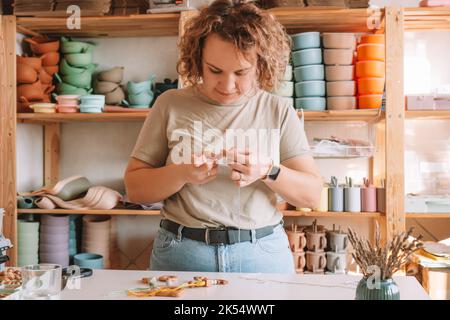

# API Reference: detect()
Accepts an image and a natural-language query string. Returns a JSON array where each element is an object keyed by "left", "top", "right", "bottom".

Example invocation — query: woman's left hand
[{"left": 224, "top": 148, "right": 273, "bottom": 187}]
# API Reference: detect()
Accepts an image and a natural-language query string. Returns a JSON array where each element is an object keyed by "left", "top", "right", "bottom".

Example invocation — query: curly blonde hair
[{"left": 177, "top": 0, "right": 291, "bottom": 92}]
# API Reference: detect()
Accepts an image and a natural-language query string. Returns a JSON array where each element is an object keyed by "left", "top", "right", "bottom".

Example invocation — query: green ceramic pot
[
  {"left": 65, "top": 52, "right": 93, "bottom": 67},
  {"left": 355, "top": 278, "right": 400, "bottom": 300},
  {"left": 61, "top": 36, "right": 96, "bottom": 54},
  {"left": 61, "top": 70, "right": 93, "bottom": 89},
  {"left": 57, "top": 82, "right": 92, "bottom": 95},
  {"left": 60, "top": 59, "right": 97, "bottom": 76}
]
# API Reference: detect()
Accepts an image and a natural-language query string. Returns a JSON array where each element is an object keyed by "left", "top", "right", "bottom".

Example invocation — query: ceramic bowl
[
  {"left": 273, "top": 81, "right": 294, "bottom": 97},
  {"left": 17, "top": 220, "right": 40, "bottom": 233},
  {"left": 60, "top": 58, "right": 95, "bottom": 75},
  {"left": 29, "top": 103, "right": 57, "bottom": 113},
  {"left": 294, "top": 97, "right": 326, "bottom": 110},
  {"left": 41, "top": 214, "right": 69, "bottom": 227},
  {"left": 293, "top": 64, "right": 324, "bottom": 82},
  {"left": 295, "top": 81, "right": 326, "bottom": 97},
  {"left": 292, "top": 48, "right": 323, "bottom": 67},
  {"left": 94, "top": 80, "right": 119, "bottom": 94},
  {"left": 322, "top": 33, "right": 356, "bottom": 49},
  {"left": 98, "top": 67, "right": 124, "bottom": 83},
  {"left": 43, "top": 65, "right": 59, "bottom": 76},
  {"left": 326, "top": 81, "right": 356, "bottom": 97},
  {"left": 80, "top": 94, "right": 105, "bottom": 104},
  {"left": 357, "top": 78, "right": 385, "bottom": 95},
  {"left": 61, "top": 40, "right": 94, "bottom": 54},
  {"left": 17, "top": 63, "right": 38, "bottom": 84},
  {"left": 17, "top": 81, "right": 44, "bottom": 101},
  {"left": 55, "top": 94, "right": 80, "bottom": 106},
  {"left": 358, "top": 94, "right": 383, "bottom": 109},
  {"left": 356, "top": 61, "right": 385, "bottom": 78},
  {"left": 17, "top": 55, "right": 42, "bottom": 72},
  {"left": 57, "top": 106, "right": 79, "bottom": 113},
  {"left": 323, "top": 49, "right": 355, "bottom": 65},
  {"left": 40, "top": 224, "right": 69, "bottom": 234},
  {"left": 128, "top": 91, "right": 153, "bottom": 106},
  {"left": 327, "top": 96, "right": 357, "bottom": 110},
  {"left": 65, "top": 52, "right": 93, "bottom": 67},
  {"left": 26, "top": 36, "right": 60, "bottom": 55},
  {"left": 39, "top": 67, "right": 53, "bottom": 84},
  {"left": 41, "top": 52, "right": 60, "bottom": 67},
  {"left": 127, "top": 79, "right": 153, "bottom": 95},
  {"left": 359, "top": 34, "right": 385, "bottom": 44},
  {"left": 105, "top": 86, "right": 125, "bottom": 105},
  {"left": 357, "top": 44, "right": 385, "bottom": 62},
  {"left": 79, "top": 105, "right": 103, "bottom": 113},
  {"left": 292, "top": 32, "right": 321, "bottom": 50},
  {"left": 325, "top": 65, "right": 354, "bottom": 81},
  {"left": 57, "top": 82, "right": 92, "bottom": 95},
  {"left": 74, "top": 253, "right": 103, "bottom": 269},
  {"left": 61, "top": 71, "right": 93, "bottom": 89},
  {"left": 282, "top": 65, "right": 293, "bottom": 81}
]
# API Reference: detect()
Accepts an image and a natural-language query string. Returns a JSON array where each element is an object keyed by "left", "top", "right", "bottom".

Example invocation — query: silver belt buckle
[{"left": 204, "top": 228, "right": 210, "bottom": 245}]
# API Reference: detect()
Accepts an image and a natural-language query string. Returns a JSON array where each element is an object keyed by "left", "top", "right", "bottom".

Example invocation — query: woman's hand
[
  {"left": 224, "top": 148, "right": 272, "bottom": 187},
  {"left": 181, "top": 153, "right": 219, "bottom": 185}
]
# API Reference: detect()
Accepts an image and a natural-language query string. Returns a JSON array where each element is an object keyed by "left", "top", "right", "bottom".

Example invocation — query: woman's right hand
[{"left": 180, "top": 154, "right": 219, "bottom": 185}]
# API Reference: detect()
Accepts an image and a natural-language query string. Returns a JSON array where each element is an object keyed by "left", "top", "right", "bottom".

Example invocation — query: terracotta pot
[
  {"left": 94, "top": 80, "right": 119, "bottom": 94},
  {"left": 17, "top": 62, "right": 38, "bottom": 84},
  {"left": 356, "top": 61, "right": 385, "bottom": 78},
  {"left": 41, "top": 52, "right": 60, "bottom": 67},
  {"left": 43, "top": 65, "right": 59, "bottom": 76},
  {"left": 105, "top": 86, "right": 125, "bottom": 105},
  {"left": 357, "top": 44, "right": 385, "bottom": 62},
  {"left": 17, "top": 55, "right": 42, "bottom": 72},
  {"left": 25, "top": 36, "right": 60, "bottom": 55},
  {"left": 17, "top": 80, "right": 44, "bottom": 101},
  {"left": 40, "top": 83, "right": 55, "bottom": 95},
  {"left": 39, "top": 67, "right": 53, "bottom": 84},
  {"left": 98, "top": 67, "right": 124, "bottom": 83},
  {"left": 358, "top": 94, "right": 383, "bottom": 109},
  {"left": 357, "top": 77, "right": 385, "bottom": 95}
]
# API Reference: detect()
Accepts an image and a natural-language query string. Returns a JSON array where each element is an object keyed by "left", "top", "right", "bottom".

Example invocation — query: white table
[{"left": 60, "top": 269, "right": 430, "bottom": 300}]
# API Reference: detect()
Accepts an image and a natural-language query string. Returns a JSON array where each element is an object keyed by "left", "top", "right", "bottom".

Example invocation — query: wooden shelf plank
[
  {"left": 406, "top": 110, "right": 450, "bottom": 120},
  {"left": 16, "top": 13, "right": 181, "bottom": 37},
  {"left": 404, "top": 7, "right": 450, "bottom": 31},
  {"left": 16, "top": 8, "right": 384, "bottom": 38},
  {"left": 18, "top": 208, "right": 382, "bottom": 218},
  {"left": 17, "top": 109, "right": 384, "bottom": 123},
  {"left": 406, "top": 213, "right": 450, "bottom": 218}
]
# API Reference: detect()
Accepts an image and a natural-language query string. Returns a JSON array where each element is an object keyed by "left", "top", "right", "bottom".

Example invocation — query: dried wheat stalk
[{"left": 348, "top": 222, "right": 423, "bottom": 280}]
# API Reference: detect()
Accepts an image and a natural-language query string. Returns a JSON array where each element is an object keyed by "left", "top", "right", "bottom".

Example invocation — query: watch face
[{"left": 269, "top": 166, "right": 281, "bottom": 180}]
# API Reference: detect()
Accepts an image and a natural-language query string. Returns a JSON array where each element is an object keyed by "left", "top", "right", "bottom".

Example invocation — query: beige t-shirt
[{"left": 131, "top": 86, "right": 310, "bottom": 229}]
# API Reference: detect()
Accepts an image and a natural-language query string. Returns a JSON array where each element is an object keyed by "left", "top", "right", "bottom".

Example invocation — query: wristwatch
[{"left": 265, "top": 165, "right": 281, "bottom": 181}]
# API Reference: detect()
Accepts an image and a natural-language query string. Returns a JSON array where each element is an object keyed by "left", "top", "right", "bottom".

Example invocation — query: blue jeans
[{"left": 149, "top": 223, "right": 295, "bottom": 273}]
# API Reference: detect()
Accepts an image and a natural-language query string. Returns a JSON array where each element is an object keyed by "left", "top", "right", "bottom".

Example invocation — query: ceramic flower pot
[
  {"left": 17, "top": 55, "right": 42, "bottom": 71},
  {"left": 17, "top": 62, "right": 38, "bottom": 84},
  {"left": 65, "top": 52, "right": 93, "bottom": 67},
  {"left": 105, "top": 86, "right": 125, "bottom": 105},
  {"left": 39, "top": 67, "right": 53, "bottom": 84},
  {"left": 43, "top": 65, "right": 59, "bottom": 76},
  {"left": 127, "top": 76, "right": 155, "bottom": 95},
  {"left": 17, "top": 80, "right": 44, "bottom": 101},
  {"left": 94, "top": 80, "right": 119, "bottom": 94},
  {"left": 25, "top": 36, "right": 60, "bottom": 55},
  {"left": 61, "top": 38, "right": 95, "bottom": 54},
  {"left": 355, "top": 278, "right": 400, "bottom": 300},
  {"left": 98, "top": 67, "right": 124, "bottom": 83},
  {"left": 128, "top": 91, "right": 153, "bottom": 106},
  {"left": 56, "top": 82, "right": 92, "bottom": 95},
  {"left": 60, "top": 70, "right": 93, "bottom": 89},
  {"left": 326, "top": 81, "right": 356, "bottom": 97},
  {"left": 357, "top": 44, "right": 385, "bottom": 62},
  {"left": 41, "top": 51, "right": 60, "bottom": 67}
]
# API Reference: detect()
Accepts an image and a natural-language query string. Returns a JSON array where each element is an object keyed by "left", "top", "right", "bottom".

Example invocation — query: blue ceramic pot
[
  {"left": 294, "top": 97, "right": 326, "bottom": 110},
  {"left": 74, "top": 253, "right": 104, "bottom": 269},
  {"left": 294, "top": 64, "right": 325, "bottom": 82},
  {"left": 292, "top": 32, "right": 321, "bottom": 50},
  {"left": 355, "top": 278, "right": 400, "bottom": 300},
  {"left": 292, "top": 49, "right": 323, "bottom": 67},
  {"left": 295, "top": 81, "right": 326, "bottom": 97}
]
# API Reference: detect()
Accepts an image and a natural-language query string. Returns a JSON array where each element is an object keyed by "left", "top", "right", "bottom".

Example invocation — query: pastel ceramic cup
[
  {"left": 322, "top": 33, "right": 356, "bottom": 49},
  {"left": 327, "top": 96, "right": 357, "bottom": 110},
  {"left": 74, "top": 253, "right": 104, "bottom": 269},
  {"left": 357, "top": 78, "right": 385, "bottom": 95},
  {"left": 344, "top": 186, "right": 361, "bottom": 212},
  {"left": 292, "top": 32, "right": 321, "bottom": 50},
  {"left": 328, "top": 186, "right": 344, "bottom": 212},
  {"left": 361, "top": 187, "right": 377, "bottom": 212},
  {"left": 356, "top": 61, "right": 385, "bottom": 78},
  {"left": 327, "top": 231, "right": 349, "bottom": 252},
  {"left": 306, "top": 251, "right": 326, "bottom": 273},
  {"left": 292, "top": 48, "right": 323, "bottom": 67},
  {"left": 325, "top": 65, "right": 355, "bottom": 81},
  {"left": 292, "top": 251, "right": 306, "bottom": 273},
  {"left": 293, "top": 64, "right": 325, "bottom": 82},
  {"left": 295, "top": 81, "right": 326, "bottom": 97},
  {"left": 314, "top": 186, "right": 329, "bottom": 212},
  {"left": 294, "top": 97, "right": 326, "bottom": 110},
  {"left": 358, "top": 94, "right": 383, "bottom": 109},
  {"left": 127, "top": 79, "right": 153, "bottom": 95},
  {"left": 357, "top": 44, "right": 385, "bottom": 62},
  {"left": 326, "top": 251, "right": 347, "bottom": 274},
  {"left": 305, "top": 230, "right": 327, "bottom": 252},
  {"left": 326, "top": 81, "right": 356, "bottom": 97},
  {"left": 323, "top": 49, "right": 355, "bottom": 65},
  {"left": 128, "top": 91, "right": 153, "bottom": 106}
]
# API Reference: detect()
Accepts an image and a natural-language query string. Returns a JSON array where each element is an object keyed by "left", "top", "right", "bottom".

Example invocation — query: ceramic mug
[
  {"left": 306, "top": 251, "right": 326, "bottom": 273},
  {"left": 314, "top": 186, "right": 328, "bottom": 212},
  {"left": 285, "top": 227, "right": 306, "bottom": 252},
  {"left": 292, "top": 251, "right": 306, "bottom": 273},
  {"left": 326, "top": 251, "right": 347, "bottom": 274},
  {"left": 328, "top": 186, "right": 344, "bottom": 212},
  {"left": 305, "top": 230, "right": 327, "bottom": 252},
  {"left": 361, "top": 187, "right": 377, "bottom": 212},
  {"left": 344, "top": 187, "right": 361, "bottom": 212},
  {"left": 327, "top": 231, "right": 349, "bottom": 252}
]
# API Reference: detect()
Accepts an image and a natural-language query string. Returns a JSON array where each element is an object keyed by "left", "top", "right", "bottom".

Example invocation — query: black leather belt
[{"left": 160, "top": 219, "right": 280, "bottom": 245}]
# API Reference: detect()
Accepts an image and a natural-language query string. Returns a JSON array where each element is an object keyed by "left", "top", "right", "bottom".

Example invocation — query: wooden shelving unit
[
  {"left": 404, "top": 7, "right": 450, "bottom": 31},
  {"left": 17, "top": 208, "right": 383, "bottom": 218},
  {"left": 406, "top": 213, "right": 450, "bottom": 219},
  {"left": 406, "top": 110, "right": 450, "bottom": 120},
  {"left": 17, "top": 109, "right": 384, "bottom": 124},
  {"left": 1, "top": 7, "right": 406, "bottom": 266}
]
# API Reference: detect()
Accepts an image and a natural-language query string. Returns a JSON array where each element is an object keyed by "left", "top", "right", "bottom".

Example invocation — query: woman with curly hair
[{"left": 125, "top": 0, "right": 322, "bottom": 273}]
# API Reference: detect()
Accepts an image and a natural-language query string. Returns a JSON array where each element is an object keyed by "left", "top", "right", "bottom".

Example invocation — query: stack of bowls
[
  {"left": 29, "top": 102, "right": 57, "bottom": 113},
  {"left": 94, "top": 67, "right": 126, "bottom": 105},
  {"left": 17, "top": 219, "right": 39, "bottom": 266},
  {"left": 79, "top": 95, "right": 105, "bottom": 113},
  {"left": 57, "top": 37, "right": 96, "bottom": 96},
  {"left": 291, "top": 32, "right": 326, "bottom": 110},
  {"left": 126, "top": 75, "right": 155, "bottom": 108},
  {"left": 272, "top": 65, "right": 294, "bottom": 104},
  {"left": 323, "top": 33, "right": 357, "bottom": 111},
  {"left": 54, "top": 94, "right": 80, "bottom": 113},
  {"left": 356, "top": 34, "right": 385, "bottom": 109},
  {"left": 39, "top": 215, "right": 69, "bottom": 267},
  {"left": 82, "top": 215, "right": 111, "bottom": 268}
]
